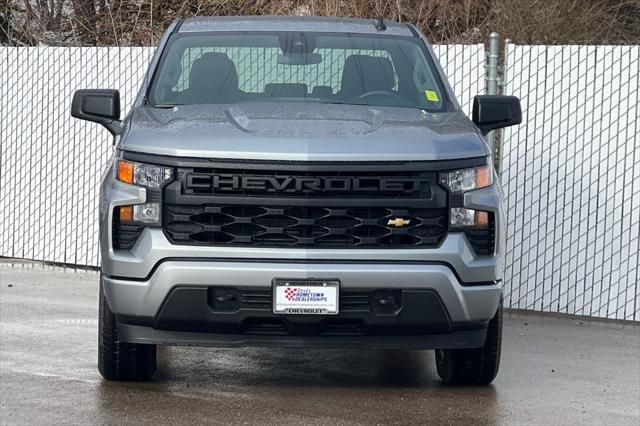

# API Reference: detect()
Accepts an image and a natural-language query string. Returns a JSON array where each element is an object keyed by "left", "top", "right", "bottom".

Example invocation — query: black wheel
[
  {"left": 435, "top": 297, "right": 502, "bottom": 385},
  {"left": 98, "top": 274, "right": 156, "bottom": 381}
]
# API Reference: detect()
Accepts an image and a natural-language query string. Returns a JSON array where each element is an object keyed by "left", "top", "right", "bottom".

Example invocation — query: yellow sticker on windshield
[{"left": 425, "top": 90, "right": 439, "bottom": 102}]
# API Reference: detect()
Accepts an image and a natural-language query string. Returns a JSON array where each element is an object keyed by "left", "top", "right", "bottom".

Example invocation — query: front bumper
[
  {"left": 104, "top": 260, "right": 502, "bottom": 322},
  {"left": 104, "top": 260, "right": 502, "bottom": 348}
]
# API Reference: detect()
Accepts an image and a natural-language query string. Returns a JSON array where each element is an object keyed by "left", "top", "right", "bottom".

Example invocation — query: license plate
[{"left": 273, "top": 279, "right": 339, "bottom": 315}]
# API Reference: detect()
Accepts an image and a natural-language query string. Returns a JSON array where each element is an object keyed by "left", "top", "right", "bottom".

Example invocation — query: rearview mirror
[
  {"left": 472, "top": 95, "right": 522, "bottom": 135},
  {"left": 277, "top": 53, "right": 322, "bottom": 65},
  {"left": 71, "top": 89, "right": 122, "bottom": 136}
]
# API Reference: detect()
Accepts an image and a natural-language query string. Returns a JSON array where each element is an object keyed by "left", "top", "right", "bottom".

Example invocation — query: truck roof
[{"left": 178, "top": 15, "right": 415, "bottom": 37}]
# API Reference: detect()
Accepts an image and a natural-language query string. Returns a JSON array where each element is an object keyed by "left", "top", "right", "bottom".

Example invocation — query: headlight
[
  {"left": 116, "top": 159, "right": 173, "bottom": 188},
  {"left": 116, "top": 203, "right": 161, "bottom": 226},
  {"left": 450, "top": 207, "right": 489, "bottom": 229},
  {"left": 439, "top": 164, "right": 493, "bottom": 193},
  {"left": 114, "top": 159, "right": 172, "bottom": 228},
  {"left": 440, "top": 164, "right": 493, "bottom": 230}
]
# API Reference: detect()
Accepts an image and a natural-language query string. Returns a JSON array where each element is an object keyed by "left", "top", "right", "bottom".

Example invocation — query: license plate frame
[{"left": 272, "top": 278, "right": 340, "bottom": 315}]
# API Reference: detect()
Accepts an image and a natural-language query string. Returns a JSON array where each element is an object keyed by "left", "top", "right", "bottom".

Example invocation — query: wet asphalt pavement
[{"left": 0, "top": 260, "right": 638, "bottom": 425}]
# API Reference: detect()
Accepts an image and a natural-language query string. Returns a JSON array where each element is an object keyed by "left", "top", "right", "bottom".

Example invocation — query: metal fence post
[
  {"left": 486, "top": 32, "right": 499, "bottom": 161},
  {"left": 496, "top": 37, "right": 511, "bottom": 174}
]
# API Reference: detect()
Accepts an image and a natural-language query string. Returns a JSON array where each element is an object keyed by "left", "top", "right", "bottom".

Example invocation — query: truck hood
[{"left": 121, "top": 102, "right": 488, "bottom": 162}]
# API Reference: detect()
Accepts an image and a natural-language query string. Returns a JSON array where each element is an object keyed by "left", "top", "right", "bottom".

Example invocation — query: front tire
[
  {"left": 435, "top": 297, "right": 502, "bottom": 385},
  {"left": 98, "top": 275, "right": 156, "bottom": 381}
]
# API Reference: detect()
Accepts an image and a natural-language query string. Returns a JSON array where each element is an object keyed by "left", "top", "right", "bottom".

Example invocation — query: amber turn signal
[
  {"left": 117, "top": 160, "right": 134, "bottom": 184},
  {"left": 475, "top": 166, "right": 492, "bottom": 189},
  {"left": 118, "top": 205, "right": 133, "bottom": 223},
  {"left": 475, "top": 211, "right": 489, "bottom": 228}
]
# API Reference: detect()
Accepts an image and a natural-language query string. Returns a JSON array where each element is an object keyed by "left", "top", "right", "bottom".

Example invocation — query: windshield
[{"left": 149, "top": 32, "right": 449, "bottom": 111}]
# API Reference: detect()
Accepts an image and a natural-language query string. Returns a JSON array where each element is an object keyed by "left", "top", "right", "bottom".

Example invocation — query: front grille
[
  {"left": 164, "top": 204, "right": 448, "bottom": 248},
  {"left": 161, "top": 161, "right": 451, "bottom": 249},
  {"left": 465, "top": 213, "right": 496, "bottom": 255}
]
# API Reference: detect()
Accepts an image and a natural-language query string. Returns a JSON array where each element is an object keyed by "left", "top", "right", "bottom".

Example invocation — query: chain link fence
[
  {"left": 0, "top": 43, "right": 637, "bottom": 320},
  {"left": 502, "top": 44, "right": 639, "bottom": 321},
  {"left": 0, "top": 47, "right": 155, "bottom": 266}
]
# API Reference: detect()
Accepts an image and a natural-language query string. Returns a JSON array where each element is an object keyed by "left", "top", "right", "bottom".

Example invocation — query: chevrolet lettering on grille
[{"left": 186, "top": 174, "right": 430, "bottom": 194}]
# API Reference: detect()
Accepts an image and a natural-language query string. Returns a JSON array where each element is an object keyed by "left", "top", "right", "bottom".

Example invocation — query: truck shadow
[
  {"left": 152, "top": 346, "right": 483, "bottom": 389},
  {"left": 96, "top": 347, "right": 499, "bottom": 424}
]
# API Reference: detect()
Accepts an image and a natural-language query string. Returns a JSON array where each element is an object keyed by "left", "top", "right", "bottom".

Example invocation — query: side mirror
[
  {"left": 473, "top": 95, "right": 522, "bottom": 135},
  {"left": 71, "top": 89, "right": 122, "bottom": 136}
]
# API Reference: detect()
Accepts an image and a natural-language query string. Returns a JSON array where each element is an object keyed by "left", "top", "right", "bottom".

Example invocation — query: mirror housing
[
  {"left": 473, "top": 95, "right": 522, "bottom": 135},
  {"left": 71, "top": 89, "right": 122, "bottom": 136}
]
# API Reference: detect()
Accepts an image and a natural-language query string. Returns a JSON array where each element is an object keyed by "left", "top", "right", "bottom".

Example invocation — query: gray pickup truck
[{"left": 72, "top": 16, "right": 521, "bottom": 385}]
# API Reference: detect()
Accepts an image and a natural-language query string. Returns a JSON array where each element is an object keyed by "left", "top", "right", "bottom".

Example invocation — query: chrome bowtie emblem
[{"left": 387, "top": 218, "right": 411, "bottom": 227}]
